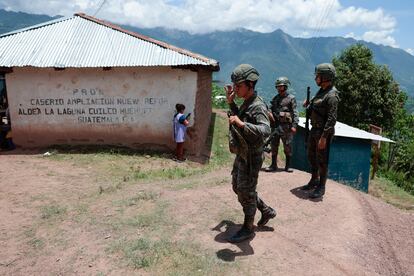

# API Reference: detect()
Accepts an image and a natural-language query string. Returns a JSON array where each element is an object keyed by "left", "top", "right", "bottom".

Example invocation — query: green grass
[
  {"left": 17, "top": 115, "right": 239, "bottom": 274},
  {"left": 46, "top": 171, "right": 56, "bottom": 176},
  {"left": 102, "top": 200, "right": 170, "bottom": 233},
  {"left": 40, "top": 203, "right": 67, "bottom": 219},
  {"left": 369, "top": 176, "right": 414, "bottom": 210},
  {"left": 215, "top": 207, "right": 242, "bottom": 225},
  {"left": 28, "top": 238, "right": 45, "bottom": 250},
  {"left": 24, "top": 228, "right": 45, "bottom": 250},
  {"left": 74, "top": 203, "right": 89, "bottom": 213},
  {"left": 123, "top": 201, "right": 169, "bottom": 229},
  {"left": 17, "top": 109, "right": 413, "bottom": 275},
  {"left": 209, "top": 112, "right": 233, "bottom": 167},
  {"left": 171, "top": 176, "right": 228, "bottom": 191},
  {"left": 379, "top": 169, "right": 414, "bottom": 195},
  {"left": 108, "top": 237, "right": 228, "bottom": 274},
  {"left": 113, "top": 191, "right": 159, "bottom": 207},
  {"left": 106, "top": 194, "right": 231, "bottom": 274},
  {"left": 131, "top": 166, "right": 203, "bottom": 180},
  {"left": 72, "top": 203, "right": 90, "bottom": 223},
  {"left": 98, "top": 182, "right": 125, "bottom": 195},
  {"left": 30, "top": 194, "right": 48, "bottom": 202},
  {"left": 43, "top": 112, "right": 233, "bottom": 188}
]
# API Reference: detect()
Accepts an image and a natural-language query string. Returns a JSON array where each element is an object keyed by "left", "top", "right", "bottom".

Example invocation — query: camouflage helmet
[
  {"left": 315, "top": 63, "right": 336, "bottom": 81},
  {"left": 275, "top": 76, "right": 290, "bottom": 87},
  {"left": 231, "top": 64, "right": 260, "bottom": 84}
]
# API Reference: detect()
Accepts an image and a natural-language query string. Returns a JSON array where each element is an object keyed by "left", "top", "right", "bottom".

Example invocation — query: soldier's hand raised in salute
[{"left": 225, "top": 84, "right": 235, "bottom": 104}]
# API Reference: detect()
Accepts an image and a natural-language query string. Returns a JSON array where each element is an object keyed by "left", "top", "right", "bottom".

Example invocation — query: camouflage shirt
[
  {"left": 309, "top": 85, "right": 340, "bottom": 138},
  {"left": 229, "top": 94, "right": 271, "bottom": 152},
  {"left": 269, "top": 93, "right": 299, "bottom": 128}
]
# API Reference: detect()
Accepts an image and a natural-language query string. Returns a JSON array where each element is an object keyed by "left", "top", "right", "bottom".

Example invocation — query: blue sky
[
  {"left": 0, "top": 0, "right": 413, "bottom": 54},
  {"left": 333, "top": 1, "right": 414, "bottom": 53}
]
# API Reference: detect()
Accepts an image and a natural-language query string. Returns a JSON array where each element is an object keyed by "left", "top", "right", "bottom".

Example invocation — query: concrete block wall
[{"left": 6, "top": 66, "right": 214, "bottom": 156}]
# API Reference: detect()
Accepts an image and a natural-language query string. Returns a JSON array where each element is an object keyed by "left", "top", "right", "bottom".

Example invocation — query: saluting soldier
[
  {"left": 265, "top": 77, "right": 298, "bottom": 172},
  {"left": 302, "top": 63, "right": 340, "bottom": 198},
  {"left": 225, "top": 64, "right": 276, "bottom": 243}
]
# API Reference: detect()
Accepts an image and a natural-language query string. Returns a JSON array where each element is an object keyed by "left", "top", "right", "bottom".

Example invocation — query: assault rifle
[
  {"left": 305, "top": 86, "right": 311, "bottom": 148},
  {"left": 227, "top": 111, "right": 249, "bottom": 162},
  {"left": 263, "top": 128, "right": 279, "bottom": 153}
]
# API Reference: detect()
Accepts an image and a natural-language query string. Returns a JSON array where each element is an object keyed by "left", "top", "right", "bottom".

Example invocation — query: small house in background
[
  {"left": 291, "top": 118, "right": 394, "bottom": 192},
  {"left": 0, "top": 13, "right": 219, "bottom": 156}
]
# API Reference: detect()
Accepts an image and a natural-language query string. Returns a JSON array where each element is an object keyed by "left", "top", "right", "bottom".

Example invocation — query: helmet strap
[{"left": 320, "top": 79, "right": 333, "bottom": 89}]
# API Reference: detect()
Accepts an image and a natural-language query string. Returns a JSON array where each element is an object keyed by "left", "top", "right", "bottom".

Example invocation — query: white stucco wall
[{"left": 6, "top": 67, "right": 198, "bottom": 150}]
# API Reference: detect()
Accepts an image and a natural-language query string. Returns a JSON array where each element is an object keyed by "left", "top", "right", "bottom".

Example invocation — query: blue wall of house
[{"left": 291, "top": 127, "right": 371, "bottom": 192}]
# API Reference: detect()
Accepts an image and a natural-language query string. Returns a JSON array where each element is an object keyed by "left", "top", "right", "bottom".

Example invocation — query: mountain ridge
[{"left": 1, "top": 9, "right": 414, "bottom": 102}]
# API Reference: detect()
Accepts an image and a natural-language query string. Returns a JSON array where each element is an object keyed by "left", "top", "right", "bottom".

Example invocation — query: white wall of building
[{"left": 6, "top": 66, "right": 198, "bottom": 150}]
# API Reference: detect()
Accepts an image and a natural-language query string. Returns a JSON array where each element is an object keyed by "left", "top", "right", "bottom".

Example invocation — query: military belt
[{"left": 311, "top": 122, "right": 324, "bottom": 128}]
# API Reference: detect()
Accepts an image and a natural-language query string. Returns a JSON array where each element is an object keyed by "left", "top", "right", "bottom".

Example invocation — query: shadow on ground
[
  {"left": 212, "top": 220, "right": 254, "bottom": 262},
  {"left": 290, "top": 186, "right": 323, "bottom": 202},
  {"left": 212, "top": 220, "right": 275, "bottom": 262}
]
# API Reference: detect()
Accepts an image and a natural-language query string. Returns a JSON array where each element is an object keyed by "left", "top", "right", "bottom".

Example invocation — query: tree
[
  {"left": 406, "top": 97, "right": 414, "bottom": 114},
  {"left": 392, "top": 109, "right": 414, "bottom": 183},
  {"left": 333, "top": 44, "right": 414, "bottom": 194},
  {"left": 332, "top": 44, "right": 404, "bottom": 131}
]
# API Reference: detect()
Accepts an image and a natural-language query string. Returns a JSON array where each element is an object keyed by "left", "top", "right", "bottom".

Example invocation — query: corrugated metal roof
[
  {"left": 298, "top": 117, "right": 394, "bottom": 143},
  {"left": 0, "top": 13, "right": 219, "bottom": 69}
]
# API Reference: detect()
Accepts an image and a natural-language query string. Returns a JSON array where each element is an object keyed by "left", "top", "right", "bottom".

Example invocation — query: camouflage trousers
[
  {"left": 231, "top": 152, "right": 272, "bottom": 217},
  {"left": 270, "top": 125, "right": 294, "bottom": 157},
  {"left": 307, "top": 128, "right": 332, "bottom": 179}
]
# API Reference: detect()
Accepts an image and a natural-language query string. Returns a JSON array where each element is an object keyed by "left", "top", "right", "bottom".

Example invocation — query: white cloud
[
  {"left": 0, "top": 0, "right": 95, "bottom": 16},
  {"left": 335, "top": 6, "right": 395, "bottom": 30},
  {"left": 362, "top": 30, "right": 398, "bottom": 48},
  {"left": 344, "top": 32, "right": 356, "bottom": 39},
  {"left": 343, "top": 30, "right": 398, "bottom": 48},
  {"left": 406, "top": 48, "right": 414, "bottom": 55},
  {"left": 298, "top": 31, "right": 311, "bottom": 38},
  {"left": 0, "top": 0, "right": 399, "bottom": 46}
]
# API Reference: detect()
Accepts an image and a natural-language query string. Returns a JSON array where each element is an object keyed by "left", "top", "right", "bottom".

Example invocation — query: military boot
[
  {"left": 300, "top": 172, "right": 319, "bottom": 191},
  {"left": 264, "top": 154, "right": 277, "bottom": 172},
  {"left": 228, "top": 216, "right": 255, "bottom": 243},
  {"left": 309, "top": 176, "right": 326, "bottom": 198},
  {"left": 257, "top": 207, "right": 277, "bottom": 226},
  {"left": 284, "top": 156, "right": 293, "bottom": 173}
]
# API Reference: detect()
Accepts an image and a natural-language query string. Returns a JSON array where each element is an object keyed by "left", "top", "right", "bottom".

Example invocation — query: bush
[
  {"left": 379, "top": 169, "right": 414, "bottom": 195},
  {"left": 212, "top": 83, "right": 228, "bottom": 109}
]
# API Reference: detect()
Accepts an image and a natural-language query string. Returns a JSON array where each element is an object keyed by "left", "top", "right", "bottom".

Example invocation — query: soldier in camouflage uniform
[
  {"left": 265, "top": 77, "right": 299, "bottom": 173},
  {"left": 302, "top": 63, "right": 340, "bottom": 198},
  {"left": 225, "top": 64, "right": 277, "bottom": 243}
]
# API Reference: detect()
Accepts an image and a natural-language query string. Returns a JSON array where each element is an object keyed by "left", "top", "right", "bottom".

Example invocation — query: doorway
[{"left": 0, "top": 74, "right": 14, "bottom": 150}]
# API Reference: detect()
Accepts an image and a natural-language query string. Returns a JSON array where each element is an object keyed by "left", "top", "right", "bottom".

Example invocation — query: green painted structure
[{"left": 290, "top": 119, "right": 393, "bottom": 192}]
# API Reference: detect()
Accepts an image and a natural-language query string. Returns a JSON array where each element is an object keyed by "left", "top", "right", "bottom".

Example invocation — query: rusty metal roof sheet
[{"left": 0, "top": 13, "right": 219, "bottom": 70}]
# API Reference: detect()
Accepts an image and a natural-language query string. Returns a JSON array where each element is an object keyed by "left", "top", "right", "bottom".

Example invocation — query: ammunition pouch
[
  {"left": 311, "top": 122, "right": 324, "bottom": 129},
  {"left": 279, "top": 112, "right": 292, "bottom": 123},
  {"left": 229, "top": 125, "right": 249, "bottom": 162}
]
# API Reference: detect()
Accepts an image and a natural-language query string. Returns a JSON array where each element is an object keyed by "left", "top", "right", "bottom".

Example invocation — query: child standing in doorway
[{"left": 173, "top": 103, "right": 190, "bottom": 162}]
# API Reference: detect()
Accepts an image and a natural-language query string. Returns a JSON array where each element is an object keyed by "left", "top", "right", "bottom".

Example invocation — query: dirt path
[{"left": 0, "top": 153, "right": 413, "bottom": 275}]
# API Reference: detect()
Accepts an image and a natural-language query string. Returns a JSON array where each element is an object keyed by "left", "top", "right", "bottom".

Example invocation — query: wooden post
[{"left": 369, "top": 124, "right": 382, "bottom": 180}]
